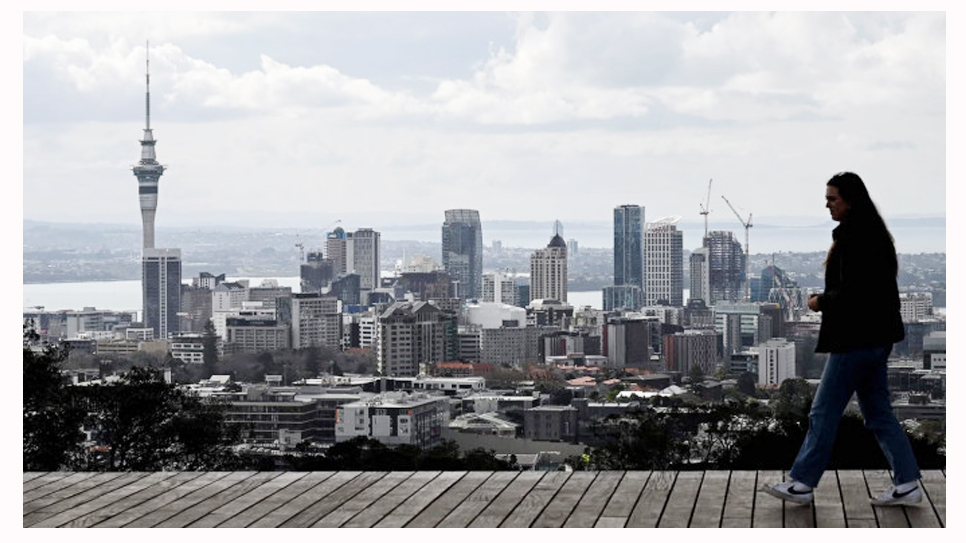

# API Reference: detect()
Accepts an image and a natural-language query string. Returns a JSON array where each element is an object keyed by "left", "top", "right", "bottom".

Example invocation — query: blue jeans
[{"left": 788, "top": 345, "right": 921, "bottom": 488}]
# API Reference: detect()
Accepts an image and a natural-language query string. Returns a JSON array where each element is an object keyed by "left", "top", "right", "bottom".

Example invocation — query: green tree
[
  {"left": 23, "top": 322, "right": 87, "bottom": 471},
  {"left": 80, "top": 366, "right": 240, "bottom": 470}
]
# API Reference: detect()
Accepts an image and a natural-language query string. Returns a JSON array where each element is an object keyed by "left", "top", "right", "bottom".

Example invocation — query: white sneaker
[
  {"left": 761, "top": 481, "right": 813, "bottom": 505},
  {"left": 870, "top": 484, "right": 922, "bottom": 506}
]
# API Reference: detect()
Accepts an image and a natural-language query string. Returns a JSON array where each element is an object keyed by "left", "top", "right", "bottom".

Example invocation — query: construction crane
[
  {"left": 699, "top": 178, "right": 713, "bottom": 241},
  {"left": 721, "top": 194, "right": 753, "bottom": 302},
  {"left": 295, "top": 235, "right": 305, "bottom": 263}
]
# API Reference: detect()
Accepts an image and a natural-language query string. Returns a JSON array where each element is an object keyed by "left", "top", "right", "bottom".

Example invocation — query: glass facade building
[
  {"left": 442, "top": 209, "right": 483, "bottom": 300},
  {"left": 613, "top": 205, "right": 644, "bottom": 290}
]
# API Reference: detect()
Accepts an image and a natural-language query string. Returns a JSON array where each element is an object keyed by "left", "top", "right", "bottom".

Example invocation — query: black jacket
[{"left": 815, "top": 221, "right": 905, "bottom": 353}]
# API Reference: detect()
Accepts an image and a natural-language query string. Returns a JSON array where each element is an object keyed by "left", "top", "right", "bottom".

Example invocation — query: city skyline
[{"left": 22, "top": 11, "right": 948, "bottom": 255}]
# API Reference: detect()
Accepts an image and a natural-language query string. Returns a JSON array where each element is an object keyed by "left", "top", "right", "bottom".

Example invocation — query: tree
[
  {"left": 736, "top": 372, "right": 757, "bottom": 397},
  {"left": 80, "top": 366, "right": 240, "bottom": 470},
  {"left": 23, "top": 322, "right": 87, "bottom": 471},
  {"left": 202, "top": 319, "right": 219, "bottom": 376}
]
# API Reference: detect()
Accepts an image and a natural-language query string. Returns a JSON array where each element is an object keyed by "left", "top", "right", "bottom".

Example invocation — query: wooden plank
[
  {"left": 89, "top": 471, "right": 231, "bottom": 527},
  {"left": 864, "top": 469, "right": 910, "bottom": 528},
  {"left": 753, "top": 470, "right": 783, "bottom": 528},
  {"left": 24, "top": 472, "right": 154, "bottom": 526},
  {"left": 216, "top": 472, "right": 332, "bottom": 528},
  {"left": 154, "top": 471, "right": 282, "bottom": 528},
  {"left": 500, "top": 471, "right": 571, "bottom": 528},
  {"left": 405, "top": 471, "right": 491, "bottom": 528},
  {"left": 23, "top": 472, "right": 128, "bottom": 515},
  {"left": 374, "top": 471, "right": 467, "bottom": 528},
  {"left": 783, "top": 471, "right": 815, "bottom": 528},
  {"left": 23, "top": 472, "right": 98, "bottom": 502},
  {"left": 343, "top": 470, "right": 442, "bottom": 528},
  {"left": 721, "top": 470, "right": 755, "bottom": 528},
  {"left": 22, "top": 471, "right": 72, "bottom": 493},
  {"left": 256, "top": 471, "right": 366, "bottom": 528},
  {"left": 28, "top": 472, "right": 179, "bottom": 528},
  {"left": 310, "top": 471, "right": 414, "bottom": 528},
  {"left": 23, "top": 472, "right": 47, "bottom": 483},
  {"left": 188, "top": 471, "right": 309, "bottom": 528},
  {"left": 838, "top": 470, "right": 876, "bottom": 528},
  {"left": 563, "top": 470, "right": 623, "bottom": 528},
  {"left": 125, "top": 471, "right": 255, "bottom": 527},
  {"left": 595, "top": 470, "right": 650, "bottom": 528},
  {"left": 813, "top": 471, "right": 846, "bottom": 528},
  {"left": 919, "top": 470, "right": 946, "bottom": 528},
  {"left": 468, "top": 471, "right": 545, "bottom": 528},
  {"left": 657, "top": 470, "right": 701, "bottom": 528},
  {"left": 530, "top": 471, "right": 597, "bottom": 528},
  {"left": 689, "top": 470, "right": 729, "bottom": 528},
  {"left": 56, "top": 472, "right": 204, "bottom": 528},
  {"left": 626, "top": 470, "right": 675, "bottom": 528},
  {"left": 436, "top": 471, "right": 519, "bottom": 528}
]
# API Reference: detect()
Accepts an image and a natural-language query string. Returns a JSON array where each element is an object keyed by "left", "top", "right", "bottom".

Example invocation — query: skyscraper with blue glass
[{"left": 613, "top": 204, "right": 644, "bottom": 289}]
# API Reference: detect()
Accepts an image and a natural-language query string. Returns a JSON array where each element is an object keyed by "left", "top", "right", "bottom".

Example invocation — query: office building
[
  {"left": 351, "top": 228, "right": 381, "bottom": 297},
  {"left": 706, "top": 231, "right": 745, "bottom": 304},
  {"left": 377, "top": 301, "right": 446, "bottom": 377},
  {"left": 644, "top": 216, "right": 683, "bottom": 307},
  {"left": 335, "top": 392, "right": 449, "bottom": 448},
  {"left": 442, "top": 209, "right": 483, "bottom": 300},
  {"left": 326, "top": 227, "right": 349, "bottom": 275},
  {"left": 900, "top": 292, "right": 934, "bottom": 322},
  {"left": 758, "top": 338, "right": 796, "bottom": 385},
  {"left": 602, "top": 285, "right": 643, "bottom": 312},
  {"left": 482, "top": 271, "right": 517, "bottom": 305},
  {"left": 142, "top": 248, "right": 181, "bottom": 339},
  {"left": 613, "top": 205, "right": 644, "bottom": 290},
  {"left": 301, "top": 251, "right": 334, "bottom": 294},
  {"left": 530, "top": 233, "right": 568, "bottom": 302},
  {"left": 664, "top": 329, "right": 720, "bottom": 376},
  {"left": 689, "top": 247, "right": 711, "bottom": 304},
  {"left": 291, "top": 293, "right": 342, "bottom": 350}
]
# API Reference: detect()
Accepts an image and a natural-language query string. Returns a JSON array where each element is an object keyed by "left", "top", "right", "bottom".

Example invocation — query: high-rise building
[
  {"left": 644, "top": 216, "right": 683, "bottom": 307},
  {"left": 706, "top": 231, "right": 745, "bottom": 304},
  {"left": 689, "top": 247, "right": 711, "bottom": 304},
  {"left": 376, "top": 301, "right": 445, "bottom": 377},
  {"left": 300, "top": 250, "right": 334, "bottom": 294},
  {"left": 291, "top": 293, "right": 342, "bottom": 350},
  {"left": 530, "top": 234, "right": 568, "bottom": 302},
  {"left": 326, "top": 227, "right": 349, "bottom": 274},
  {"left": 613, "top": 204, "right": 644, "bottom": 290},
  {"left": 350, "top": 228, "right": 380, "bottom": 296},
  {"left": 664, "top": 329, "right": 720, "bottom": 376},
  {"left": 758, "top": 338, "right": 796, "bottom": 385},
  {"left": 482, "top": 271, "right": 516, "bottom": 305},
  {"left": 442, "top": 209, "right": 483, "bottom": 300},
  {"left": 602, "top": 285, "right": 644, "bottom": 312},
  {"left": 142, "top": 248, "right": 181, "bottom": 339}
]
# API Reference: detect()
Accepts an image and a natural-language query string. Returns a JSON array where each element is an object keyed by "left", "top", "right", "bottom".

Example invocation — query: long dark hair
[{"left": 826, "top": 172, "right": 898, "bottom": 273}]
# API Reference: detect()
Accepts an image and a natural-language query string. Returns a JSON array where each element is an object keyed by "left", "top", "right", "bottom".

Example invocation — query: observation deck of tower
[{"left": 133, "top": 47, "right": 165, "bottom": 250}]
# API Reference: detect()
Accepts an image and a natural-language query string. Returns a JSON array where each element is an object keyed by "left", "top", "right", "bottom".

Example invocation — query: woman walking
[{"left": 763, "top": 172, "right": 922, "bottom": 506}]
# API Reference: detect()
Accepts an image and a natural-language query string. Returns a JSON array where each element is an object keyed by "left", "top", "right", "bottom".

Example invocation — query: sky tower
[{"left": 133, "top": 45, "right": 165, "bottom": 249}]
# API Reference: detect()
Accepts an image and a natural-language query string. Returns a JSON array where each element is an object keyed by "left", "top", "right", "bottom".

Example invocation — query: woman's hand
[{"left": 808, "top": 294, "right": 820, "bottom": 312}]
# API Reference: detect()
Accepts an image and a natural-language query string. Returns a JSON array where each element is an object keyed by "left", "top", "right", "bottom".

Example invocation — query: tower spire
[
  {"left": 133, "top": 41, "right": 165, "bottom": 250},
  {"left": 145, "top": 40, "right": 150, "bottom": 131}
]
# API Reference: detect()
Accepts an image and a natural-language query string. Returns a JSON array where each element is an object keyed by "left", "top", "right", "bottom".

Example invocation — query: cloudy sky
[{"left": 22, "top": 10, "right": 947, "bottom": 252}]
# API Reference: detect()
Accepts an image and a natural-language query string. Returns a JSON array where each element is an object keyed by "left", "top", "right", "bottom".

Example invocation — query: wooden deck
[{"left": 23, "top": 469, "right": 945, "bottom": 528}]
